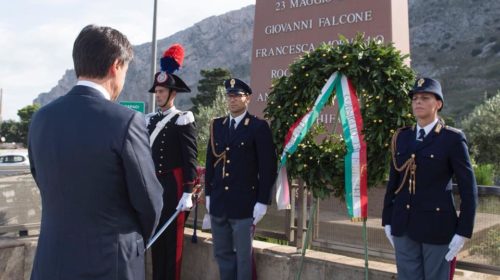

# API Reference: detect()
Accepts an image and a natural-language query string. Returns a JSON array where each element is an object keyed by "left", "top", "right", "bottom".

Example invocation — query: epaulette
[
  {"left": 145, "top": 112, "right": 157, "bottom": 125},
  {"left": 391, "top": 125, "right": 412, "bottom": 145},
  {"left": 175, "top": 111, "right": 195, "bottom": 125},
  {"left": 396, "top": 125, "right": 413, "bottom": 134},
  {"left": 145, "top": 112, "right": 156, "bottom": 118},
  {"left": 443, "top": 125, "right": 462, "bottom": 134}
]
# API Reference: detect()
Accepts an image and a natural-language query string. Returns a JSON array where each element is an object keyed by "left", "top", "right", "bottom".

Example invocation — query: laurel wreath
[{"left": 264, "top": 34, "right": 415, "bottom": 199}]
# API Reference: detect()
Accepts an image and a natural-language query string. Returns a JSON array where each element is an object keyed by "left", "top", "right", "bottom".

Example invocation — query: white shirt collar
[
  {"left": 76, "top": 80, "right": 111, "bottom": 100},
  {"left": 229, "top": 111, "right": 247, "bottom": 129},
  {"left": 416, "top": 118, "right": 439, "bottom": 138},
  {"left": 159, "top": 106, "right": 177, "bottom": 115}
]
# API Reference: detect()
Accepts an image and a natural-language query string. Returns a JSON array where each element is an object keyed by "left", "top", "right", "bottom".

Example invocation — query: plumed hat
[
  {"left": 148, "top": 72, "right": 191, "bottom": 93},
  {"left": 149, "top": 44, "right": 190, "bottom": 93},
  {"left": 160, "top": 43, "right": 184, "bottom": 74}
]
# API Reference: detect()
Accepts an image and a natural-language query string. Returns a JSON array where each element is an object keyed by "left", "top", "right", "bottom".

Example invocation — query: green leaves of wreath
[{"left": 264, "top": 34, "right": 415, "bottom": 199}]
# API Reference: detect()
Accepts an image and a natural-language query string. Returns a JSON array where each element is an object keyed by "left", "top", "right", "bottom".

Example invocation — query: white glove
[
  {"left": 445, "top": 234, "right": 466, "bottom": 261},
  {"left": 384, "top": 225, "right": 394, "bottom": 248},
  {"left": 176, "top": 192, "right": 193, "bottom": 211},
  {"left": 205, "top": 196, "right": 210, "bottom": 214},
  {"left": 253, "top": 202, "right": 267, "bottom": 225}
]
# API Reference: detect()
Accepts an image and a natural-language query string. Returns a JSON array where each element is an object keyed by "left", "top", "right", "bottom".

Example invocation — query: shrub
[
  {"left": 462, "top": 92, "right": 500, "bottom": 179},
  {"left": 469, "top": 227, "right": 500, "bottom": 266},
  {"left": 473, "top": 163, "right": 494, "bottom": 185}
]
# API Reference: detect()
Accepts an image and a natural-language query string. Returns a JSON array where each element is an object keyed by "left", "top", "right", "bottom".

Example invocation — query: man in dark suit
[
  {"left": 146, "top": 69, "right": 198, "bottom": 280},
  {"left": 205, "top": 78, "right": 277, "bottom": 280},
  {"left": 382, "top": 77, "right": 478, "bottom": 279},
  {"left": 28, "top": 25, "right": 163, "bottom": 280}
]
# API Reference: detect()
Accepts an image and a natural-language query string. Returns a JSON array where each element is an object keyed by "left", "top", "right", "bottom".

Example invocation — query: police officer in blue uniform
[
  {"left": 146, "top": 71, "right": 198, "bottom": 280},
  {"left": 382, "top": 78, "right": 478, "bottom": 279},
  {"left": 205, "top": 78, "right": 277, "bottom": 280}
]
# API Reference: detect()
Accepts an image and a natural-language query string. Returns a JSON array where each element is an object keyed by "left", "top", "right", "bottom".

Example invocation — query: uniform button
[
  {"left": 241, "top": 142, "right": 245, "bottom": 145},
  {"left": 252, "top": 186, "right": 255, "bottom": 190},
  {"left": 160, "top": 156, "right": 163, "bottom": 159},
  {"left": 158, "top": 170, "right": 162, "bottom": 174},
  {"left": 225, "top": 186, "right": 229, "bottom": 191},
  {"left": 430, "top": 154, "right": 434, "bottom": 158},
  {"left": 411, "top": 154, "right": 415, "bottom": 158},
  {"left": 160, "top": 149, "right": 164, "bottom": 152},
  {"left": 225, "top": 173, "right": 229, "bottom": 177},
  {"left": 226, "top": 147, "right": 230, "bottom": 151},
  {"left": 159, "top": 164, "right": 162, "bottom": 167},
  {"left": 163, "top": 134, "right": 165, "bottom": 137},
  {"left": 406, "top": 204, "right": 410, "bottom": 209},
  {"left": 226, "top": 160, "right": 230, "bottom": 164},
  {"left": 436, "top": 207, "right": 440, "bottom": 211},
  {"left": 161, "top": 141, "right": 165, "bottom": 144}
]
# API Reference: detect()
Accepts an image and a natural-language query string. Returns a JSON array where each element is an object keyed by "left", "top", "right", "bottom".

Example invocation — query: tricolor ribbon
[{"left": 275, "top": 72, "right": 367, "bottom": 221}]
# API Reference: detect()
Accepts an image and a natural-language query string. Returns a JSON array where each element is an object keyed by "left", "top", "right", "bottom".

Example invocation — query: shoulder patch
[
  {"left": 444, "top": 125, "right": 463, "bottom": 134},
  {"left": 175, "top": 111, "right": 195, "bottom": 125}
]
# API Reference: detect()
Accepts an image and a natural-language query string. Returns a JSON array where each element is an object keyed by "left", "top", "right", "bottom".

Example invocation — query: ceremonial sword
[{"left": 145, "top": 208, "right": 182, "bottom": 251}]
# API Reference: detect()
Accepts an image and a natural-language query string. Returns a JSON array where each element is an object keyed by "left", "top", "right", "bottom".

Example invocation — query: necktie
[
  {"left": 229, "top": 119, "right": 236, "bottom": 136},
  {"left": 417, "top": 128, "right": 425, "bottom": 141}
]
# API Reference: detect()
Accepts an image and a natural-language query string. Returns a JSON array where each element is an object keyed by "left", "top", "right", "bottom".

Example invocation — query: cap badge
[
  {"left": 230, "top": 79, "right": 236, "bottom": 88},
  {"left": 417, "top": 78, "right": 425, "bottom": 87},
  {"left": 157, "top": 72, "right": 167, "bottom": 83}
]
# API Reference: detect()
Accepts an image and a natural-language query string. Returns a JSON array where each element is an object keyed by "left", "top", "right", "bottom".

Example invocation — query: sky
[{"left": 0, "top": 0, "right": 255, "bottom": 121}]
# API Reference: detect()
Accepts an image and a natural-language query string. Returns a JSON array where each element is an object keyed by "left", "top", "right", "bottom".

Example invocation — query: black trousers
[{"left": 152, "top": 170, "right": 187, "bottom": 280}]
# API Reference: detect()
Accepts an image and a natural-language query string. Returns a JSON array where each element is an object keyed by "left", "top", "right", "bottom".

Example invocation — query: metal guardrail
[
  {"left": 0, "top": 223, "right": 40, "bottom": 237},
  {"left": 278, "top": 184, "right": 500, "bottom": 276}
]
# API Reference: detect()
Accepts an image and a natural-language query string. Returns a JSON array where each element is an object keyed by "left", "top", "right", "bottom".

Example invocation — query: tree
[
  {"left": 18, "top": 104, "right": 40, "bottom": 146},
  {"left": 461, "top": 91, "right": 500, "bottom": 176},
  {"left": 191, "top": 68, "right": 231, "bottom": 113},
  {"left": 0, "top": 120, "right": 22, "bottom": 144},
  {"left": 0, "top": 104, "right": 40, "bottom": 146},
  {"left": 195, "top": 86, "right": 228, "bottom": 165}
]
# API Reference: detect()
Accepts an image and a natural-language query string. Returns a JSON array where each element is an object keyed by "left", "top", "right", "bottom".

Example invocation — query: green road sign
[{"left": 119, "top": 101, "right": 145, "bottom": 113}]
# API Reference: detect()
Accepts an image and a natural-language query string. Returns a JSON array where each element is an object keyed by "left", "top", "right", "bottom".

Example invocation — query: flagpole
[{"left": 150, "top": 0, "right": 158, "bottom": 113}]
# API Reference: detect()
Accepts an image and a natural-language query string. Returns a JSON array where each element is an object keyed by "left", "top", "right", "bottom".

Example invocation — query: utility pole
[{"left": 150, "top": 0, "right": 158, "bottom": 113}]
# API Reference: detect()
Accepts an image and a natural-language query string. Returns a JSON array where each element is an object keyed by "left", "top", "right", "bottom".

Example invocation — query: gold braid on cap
[
  {"left": 391, "top": 127, "right": 417, "bottom": 195},
  {"left": 210, "top": 119, "right": 227, "bottom": 177}
]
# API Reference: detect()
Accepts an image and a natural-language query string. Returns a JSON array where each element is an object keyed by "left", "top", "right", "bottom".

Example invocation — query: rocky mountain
[
  {"left": 408, "top": 0, "right": 500, "bottom": 118},
  {"left": 35, "top": 2, "right": 500, "bottom": 119},
  {"left": 34, "top": 6, "right": 254, "bottom": 112}
]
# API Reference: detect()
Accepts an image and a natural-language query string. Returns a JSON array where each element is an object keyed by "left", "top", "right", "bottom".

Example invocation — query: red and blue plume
[{"left": 160, "top": 44, "right": 184, "bottom": 74}]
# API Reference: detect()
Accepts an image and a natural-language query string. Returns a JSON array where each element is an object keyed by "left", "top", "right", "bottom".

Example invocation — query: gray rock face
[
  {"left": 34, "top": 2, "right": 500, "bottom": 118},
  {"left": 408, "top": 0, "right": 500, "bottom": 117}
]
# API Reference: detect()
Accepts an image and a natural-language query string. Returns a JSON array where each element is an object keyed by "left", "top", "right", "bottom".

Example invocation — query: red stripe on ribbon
[{"left": 347, "top": 79, "right": 368, "bottom": 218}]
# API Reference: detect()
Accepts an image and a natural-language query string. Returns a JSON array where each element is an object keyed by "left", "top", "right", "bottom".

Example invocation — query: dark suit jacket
[
  {"left": 205, "top": 113, "right": 277, "bottom": 219},
  {"left": 28, "top": 85, "right": 163, "bottom": 280},
  {"left": 382, "top": 122, "right": 478, "bottom": 244}
]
